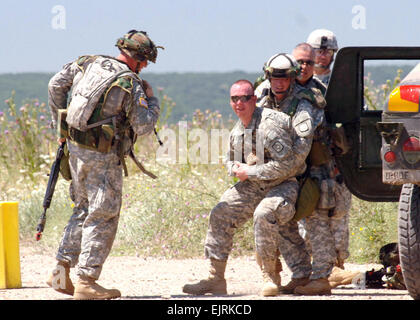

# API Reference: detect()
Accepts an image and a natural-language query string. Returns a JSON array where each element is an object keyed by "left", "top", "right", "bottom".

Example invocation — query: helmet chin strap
[
  {"left": 135, "top": 61, "right": 141, "bottom": 73},
  {"left": 272, "top": 88, "right": 288, "bottom": 95},
  {"left": 315, "top": 63, "right": 329, "bottom": 69},
  {"left": 315, "top": 55, "right": 334, "bottom": 70},
  {"left": 270, "top": 80, "right": 294, "bottom": 97}
]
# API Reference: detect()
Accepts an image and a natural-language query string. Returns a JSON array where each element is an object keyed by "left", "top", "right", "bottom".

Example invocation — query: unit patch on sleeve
[{"left": 139, "top": 97, "right": 148, "bottom": 109}]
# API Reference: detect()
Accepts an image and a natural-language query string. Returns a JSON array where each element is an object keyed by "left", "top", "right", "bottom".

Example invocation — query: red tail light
[
  {"left": 402, "top": 136, "right": 420, "bottom": 164},
  {"left": 400, "top": 85, "right": 420, "bottom": 104},
  {"left": 403, "top": 137, "right": 420, "bottom": 152},
  {"left": 384, "top": 151, "right": 396, "bottom": 163}
]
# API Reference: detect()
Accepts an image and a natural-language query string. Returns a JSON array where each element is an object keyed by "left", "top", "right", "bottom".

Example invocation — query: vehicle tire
[{"left": 398, "top": 183, "right": 420, "bottom": 300}]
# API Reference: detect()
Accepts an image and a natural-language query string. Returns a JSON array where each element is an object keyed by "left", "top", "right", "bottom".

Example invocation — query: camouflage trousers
[
  {"left": 299, "top": 181, "right": 352, "bottom": 264},
  {"left": 279, "top": 208, "right": 337, "bottom": 280},
  {"left": 331, "top": 182, "right": 352, "bottom": 262},
  {"left": 204, "top": 178, "right": 299, "bottom": 262},
  {"left": 56, "top": 142, "right": 123, "bottom": 280}
]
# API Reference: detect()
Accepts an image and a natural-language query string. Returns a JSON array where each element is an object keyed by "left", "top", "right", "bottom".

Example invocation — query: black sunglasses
[
  {"left": 231, "top": 95, "right": 253, "bottom": 103},
  {"left": 297, "top": 59, "right": 315, "bottom": 66}
]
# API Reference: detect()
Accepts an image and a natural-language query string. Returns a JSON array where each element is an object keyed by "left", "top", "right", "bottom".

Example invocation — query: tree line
[{"left": 0, "top": 65, "right": 416, "bottom": 123}]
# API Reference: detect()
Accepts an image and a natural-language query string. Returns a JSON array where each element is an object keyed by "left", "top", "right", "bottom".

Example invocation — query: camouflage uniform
[
  {"left": 256, "top": 81, "right": 335, "bottom": 280},
  {"left": 48, "top": 55, "right": 160, "bottom": 280},
  {"left": 314, "top": 71, "right": 332, "bottom": 86},
  {"left": 205, "top": 106, "right": 303, "bottom": 262},
  {"left": 297, "top": 76, "right": 353, "bottom": 267}
]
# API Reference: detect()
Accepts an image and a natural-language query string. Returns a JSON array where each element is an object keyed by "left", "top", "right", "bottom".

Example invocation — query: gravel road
[{"left": 0, "top": 245, "right": 413, "bottom": 301}]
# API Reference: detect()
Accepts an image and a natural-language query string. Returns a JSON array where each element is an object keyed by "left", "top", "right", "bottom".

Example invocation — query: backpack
[{"left": 66, "top": 55, "right": 134, "bottom": 132}]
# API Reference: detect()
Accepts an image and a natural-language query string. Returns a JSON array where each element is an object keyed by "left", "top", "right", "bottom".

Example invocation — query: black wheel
[{"left": 398, "top": 183, "right": 420, "bottom": 300}]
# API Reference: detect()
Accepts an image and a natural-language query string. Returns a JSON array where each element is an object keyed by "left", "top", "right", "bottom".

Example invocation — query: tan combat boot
[
  {"left": 182, "top": 259, "right": 227, "bottom": 295},
  {"left": 279, "top": 277, "right": 310, "bottom": 294},
  {"left": 46, "top": 261, "right": 74, "bottom": 296},
  {"left": 256, "top": 251, "right": 282, "bottom": 286},
  {"left": 328, "top": 266, "right": 359, "bottom": 289},
  {"left": 260, "top": 259, "right": 280, "bottom": 297},
  {"left": 294, "top": 278, "right": 331, "bottom": 295},
  {"left": 73, "top": 277, "right": 121, "bottom": 300}
]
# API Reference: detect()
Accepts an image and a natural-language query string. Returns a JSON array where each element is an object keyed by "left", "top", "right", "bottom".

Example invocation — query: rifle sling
[{"left": 129, "top": 150, "right": 157, "bottom": 179}]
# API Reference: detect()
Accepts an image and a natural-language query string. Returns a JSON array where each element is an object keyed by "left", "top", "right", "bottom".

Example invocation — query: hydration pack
[{"left": 66, "top": 55, "right": 134, "bottom": 132}]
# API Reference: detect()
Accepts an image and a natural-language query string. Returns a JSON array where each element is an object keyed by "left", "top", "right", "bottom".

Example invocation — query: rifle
[
  {"left": 36, "top": 142, "right": 66, "bottom": 241},
  {"left": 154, "top": 128, "right": 163, "bottom": 146}
]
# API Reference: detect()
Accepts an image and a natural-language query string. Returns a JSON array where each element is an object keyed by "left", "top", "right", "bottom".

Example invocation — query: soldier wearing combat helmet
[
  {"left": 306, "top": 29, "right": 338, "bottom": 86},
  {"left": 256, "top": 53, "right": 337, "bottom": 295},
  {"left": 46, "top": 30, "right": 162, "bottom": 300}
]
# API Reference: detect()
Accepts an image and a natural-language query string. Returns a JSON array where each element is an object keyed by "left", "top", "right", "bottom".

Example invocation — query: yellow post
[
  {"left": 0, "top": 205, "right": 6, "bottom": 289},
  {"left": 0, "top": 201, "right": 21, "bottom": 289}
]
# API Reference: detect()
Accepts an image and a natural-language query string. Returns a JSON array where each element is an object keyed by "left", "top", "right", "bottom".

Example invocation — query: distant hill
[
  {"left": 0, "top": 71, "right": 260, "bottom": 122},
  {"left": 0, "top": 65, "right": 416, "bottom": 123}
]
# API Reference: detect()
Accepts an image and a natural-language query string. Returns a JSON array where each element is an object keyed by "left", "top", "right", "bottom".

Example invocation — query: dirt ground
[{"left": 0, "top": 245, "right": 413, "bottom": 302}]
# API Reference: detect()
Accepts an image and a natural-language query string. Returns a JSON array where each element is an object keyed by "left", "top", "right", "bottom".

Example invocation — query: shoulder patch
[
  {"left": 271, "top": 140, "right": 284, "bottom": 153},
  {"left": 267, "top": 134, "right": 288, "bottom": 160},
  {"left": 293, "top": 112, "right": 313, "bottom": 138},
  {"left": 138, "top": 97, "right": 148, "bottom": 109}
]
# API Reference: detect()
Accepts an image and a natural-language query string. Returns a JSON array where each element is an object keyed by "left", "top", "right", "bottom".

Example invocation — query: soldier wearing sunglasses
[
  {"left": 293, "top": 42, "right": 327, "bottom": 95},
  {"left": 183, "top": 79, "right": 307, "bottom": 297},
  {"left": 291, "top": 40, "right": 353, "bottom": 291}
]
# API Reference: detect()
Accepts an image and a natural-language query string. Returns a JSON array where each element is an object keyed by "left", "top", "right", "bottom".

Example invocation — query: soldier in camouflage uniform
[
  {"left": 306, "top": 29, "right": 338, "bottom": 86},
  {"left": 293, "top": 43, "right": 327, "bottom": 94},
  {"left": 182, "top": 79, "right": 307, "bottom": 297},
  {"left": 255, "top": 53, "right": 335, "bottom": 295},
  {"left": 304, "top": 33, "right": 353, "bottom": 270},
  {"left": 46, "top": 30, "right": 162, "bottom": 300}
]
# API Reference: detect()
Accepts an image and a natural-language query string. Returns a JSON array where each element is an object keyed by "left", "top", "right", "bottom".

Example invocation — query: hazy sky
[{"left": 1, "top": 0, "right": 419, "bottom": 73}]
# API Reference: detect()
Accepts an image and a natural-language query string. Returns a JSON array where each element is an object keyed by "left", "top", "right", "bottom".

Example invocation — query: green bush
[
  {"left": 0, "top": 92, "right": 55, "bottom": 186},
  {"left": 348, "top": 198, "right": 398, "bottom": 263}
]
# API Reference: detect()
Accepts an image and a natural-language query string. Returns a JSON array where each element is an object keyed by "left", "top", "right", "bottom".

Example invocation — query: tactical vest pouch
[
  {"left": 317, "top": 178, "right": 336, "bottom": 210},
  {"left": 330, "top": 126, "right": 350, "bottom": 155},
  {"left": 309, "top": 140, "right": 331, "bottom": 166},
  {"left": 332, "top": 181, "right": 352, "bottom": 218},
  {"left": 293, "top": 177, "right": 320, "bottom": 221},
  {"left": 97, "top": 124, "right": 115, "bottom": 153},
  {"left": 69, "top": 124, "right": 115, "bottom": 154},
  {"left": 59, "top": 143, "right": 72, "bottom": 181}
]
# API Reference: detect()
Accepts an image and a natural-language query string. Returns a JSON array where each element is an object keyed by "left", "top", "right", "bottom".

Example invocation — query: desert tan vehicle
[{"left": 326, "top": 46, "right": 420, "bottom": 300}]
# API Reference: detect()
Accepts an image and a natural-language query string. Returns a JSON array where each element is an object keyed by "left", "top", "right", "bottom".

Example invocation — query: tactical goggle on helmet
[
  {"left": 306, "top": 29, "right": 338, "bottom": 51},
  {"left": 116, "top": 30, "right": 164, "bottom": 63},
  {"left": 263, "top": 53, "right": 300, "bottom": 79}
]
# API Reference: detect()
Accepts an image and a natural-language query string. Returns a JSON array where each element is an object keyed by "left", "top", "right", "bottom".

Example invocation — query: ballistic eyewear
[
  {"left": 231, "top": 95, "right": 254, "bottom": 103},
  {"left": 315, "top": 49, "right": 334, "bottom": 57},
  {"left": 297, "top": 59, "right": 315, "bottom": 66}
]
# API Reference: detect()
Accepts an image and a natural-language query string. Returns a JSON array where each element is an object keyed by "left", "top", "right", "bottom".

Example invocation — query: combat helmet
[
  {"left": 116, "top": 30, "right": 163, "bottom": 63},
  {"left": 306, "top": 29, "right": 338, "bottom": 51},
  {"left": 263, "top": 53, "right": 300, "bottom": 79}
]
